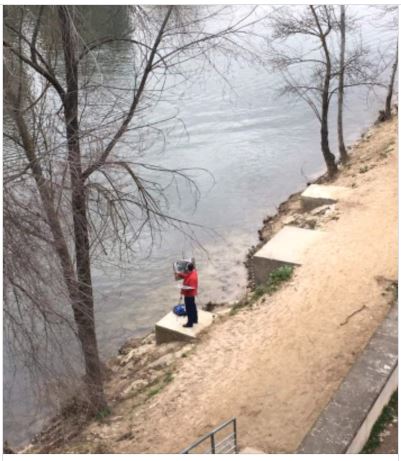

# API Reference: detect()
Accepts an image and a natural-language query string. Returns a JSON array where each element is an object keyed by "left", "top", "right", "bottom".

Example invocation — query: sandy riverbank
[{"left": 24, "top": 115, "right": 397, "bottom": 454}]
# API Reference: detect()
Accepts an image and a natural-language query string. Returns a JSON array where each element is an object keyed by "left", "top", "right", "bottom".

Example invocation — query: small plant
[
  {"left": 359, "top": 165, "right": 369, "bottom": 174},
  {"left": 147, "top": 372, "right": 174, "bottom": 398},
  {"left": 230, "top": 266, "right": 294, "bottom": 314},
  {"left": 95, "top": 406, "right": 111, "bottom": 421},
  {"left": 164, "top": 371, "right": 174, "bottom": 384},
  {"left": 251, "top": 265, "right": 294, "bottom": 302},
  {"left": 229, "top": 299, "right": 249, "bottom": 315},
  {"left": 147, "top": 386, "right": 162, "bottom": 398}
]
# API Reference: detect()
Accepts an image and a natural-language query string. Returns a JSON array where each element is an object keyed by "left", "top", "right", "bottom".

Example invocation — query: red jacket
[{"left": 178, "top": 270, "right": 198, "bottom": 297}]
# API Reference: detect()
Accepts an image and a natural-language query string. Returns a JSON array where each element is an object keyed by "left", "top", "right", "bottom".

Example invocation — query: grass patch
[
  {"left": 147, "top": 371, "right": 175, "bottom": 398},
  {"left": 229, "top": 299, "right": 250, "bottom": 315},
  {"left": 95, "top": 406, "right": 111, "bottom": 421},
  {"left": 147, "top": 385, "right": 163, "bottom": 398},
  {"left": 230, "top": 265, "right": 294, "bottom": 315},
  {"left": 360, "top": 391, "right": 398, "bottom": 454},
  {"left": 250, "top": 265, "right": 294, "bottom": 302},
  {"left": 164, "top": 371, "right": 174, "bottom": 384}
]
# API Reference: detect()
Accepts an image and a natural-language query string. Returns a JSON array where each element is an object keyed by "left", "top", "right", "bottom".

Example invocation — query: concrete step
[
  {"left": 155, "top": 309, "right": 215, "bottom": 344},
  {"left": 301, "top": 185, "right": 350, "bottom": 211},
  {"left": 252, "top": 226, "right": 323, "bottom": 285}
]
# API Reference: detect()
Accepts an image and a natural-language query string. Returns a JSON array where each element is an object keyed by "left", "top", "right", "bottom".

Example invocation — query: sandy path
[{"left": 116, "top": 119, "right": 397, "bottom": 453}]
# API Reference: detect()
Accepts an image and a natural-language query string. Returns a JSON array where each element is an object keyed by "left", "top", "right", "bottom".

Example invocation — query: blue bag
[{"left": 173, "top": 304, "right": 187, "bottom": 316}]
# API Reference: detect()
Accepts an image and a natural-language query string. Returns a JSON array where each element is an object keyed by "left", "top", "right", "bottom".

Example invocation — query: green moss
[{"left": 360, "top": 391, "right": 398, "bottom": 454}]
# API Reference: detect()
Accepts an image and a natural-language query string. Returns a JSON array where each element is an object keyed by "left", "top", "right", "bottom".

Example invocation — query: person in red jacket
[{"left": 176, "top": 263, "right": 198, "bottom": 327}]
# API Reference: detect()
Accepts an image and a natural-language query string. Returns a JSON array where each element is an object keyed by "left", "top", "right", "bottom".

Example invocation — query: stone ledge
[
  {"left": 297, "top": 304, "right": 398, "bottom": 454},
  {"left": 155, "top": 309, "right": 215, "bottom": 344},
  {"left": 301, "top": 185, "right": 350, "bottom": 211},
  {"left": 252, "top": 226, "right": 323, "bottom": 285}
]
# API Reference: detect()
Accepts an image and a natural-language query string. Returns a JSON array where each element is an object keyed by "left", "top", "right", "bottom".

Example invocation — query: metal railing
[{"left": 180, "top": 418, "right": 238, "bottom": 454}]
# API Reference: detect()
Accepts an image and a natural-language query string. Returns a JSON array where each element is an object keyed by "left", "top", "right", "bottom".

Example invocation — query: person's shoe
[{"left": 183, "top": 324, "right": 193, "bottom": 328}]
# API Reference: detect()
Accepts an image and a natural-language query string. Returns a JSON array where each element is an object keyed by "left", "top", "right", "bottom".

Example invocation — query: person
[{"left": 176, "top": 263, "right": 198, "bottom": 328}]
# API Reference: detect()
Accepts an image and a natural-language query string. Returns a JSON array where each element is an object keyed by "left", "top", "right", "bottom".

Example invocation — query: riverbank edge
[{"left": 19, "top": 114, "right": 396, "bottom": 454}]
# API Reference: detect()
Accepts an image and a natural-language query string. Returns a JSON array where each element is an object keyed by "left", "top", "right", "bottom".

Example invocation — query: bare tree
[
  {"left": 337, "top": 5, "right": 348, "bottom": 163},
  {"left": 4, "top": 4, "right": 262, "bottom": 416},
  {"left": 267, "top": 5, "right": 386, "bottom": 174},
  {"left": 369, "top": 6, "right": 398, "bottom": 121},
  {"left": 384, "top": 43, "right": 398, "bottom": 119},
  {"left": 267, "top": 5, "right": 338, "bottom": 177},
  {"left": 384, "top": 5, "right": 398, "bottom": 119}
]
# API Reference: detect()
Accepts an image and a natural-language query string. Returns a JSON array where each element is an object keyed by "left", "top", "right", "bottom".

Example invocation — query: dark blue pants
[{"left": 184, "top": 296, "right": 198, "bottom": 326}]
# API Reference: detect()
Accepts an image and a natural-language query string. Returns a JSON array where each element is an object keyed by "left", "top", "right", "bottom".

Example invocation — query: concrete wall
[
  {"left": 298, "top": 305, "right": 398, "bottom": 454},
  {"left": 346, "top": 365, "right": 398, "bottom": 454}
]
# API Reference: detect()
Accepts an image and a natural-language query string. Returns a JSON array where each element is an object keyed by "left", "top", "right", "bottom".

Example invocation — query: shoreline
[{"left": 19, "top": 113, "right": 397, "bottom": 454}]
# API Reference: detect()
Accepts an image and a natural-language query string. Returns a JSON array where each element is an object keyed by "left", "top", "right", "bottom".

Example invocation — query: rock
[
  {"left": 116, "top": 431, "right": 134, "bottom": 442},
  {"left": 119, "top": 343, "right": 154, "bottom": 367},
  {"left": 108, "top": 416, "right": 123, "bottom": 423},
  {"left": 122, "top": 379, "right": 148, "bottom": 396},
  {"left": 140, "top": 333, "right": 155, "bottom": 345},
  {"left": 119, "top": 349, "right": 139, "bottom": 367},
  {"left": 156, "top": 342, "right": 180, "bottom": 355},
  {"left": 216, "top": 308, "right": 232, "bottom": 316},
  {"left": 282, "top": 215, "right": 296, "bottom": 225},
  {"left": 118, "top": 337, "right": 142, "bottom": 355},
  {"left": 303, "top": 218, "right": 317, "bottom": 229},
  {"left": 180, "top": 344, "right": 194, "bottom": 356},
  {"left": 148, "top": 352, "right": 176, "bottom": 370},
  {"left": 310, "top": 204, "right": 335, "bottom": 216}
]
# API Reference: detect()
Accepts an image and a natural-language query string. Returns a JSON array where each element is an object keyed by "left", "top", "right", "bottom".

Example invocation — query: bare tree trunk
[
  {"left": 321, "top": 97, "right": 337, "bottom": 177},
  {"left": 4, "top": 75, "right": 95, "bottom": 401},
  {"left": 311, "top": 6, "right": 338, "bottom": 177},
  {"left": 385, "top": 42, "right": 398, "bottom": 120},
  {"left": 58, "top": 6, "right": 106, "bottom": 412},
  {"left": 338, "top": 5, "right": 348, "bottom": 163}
]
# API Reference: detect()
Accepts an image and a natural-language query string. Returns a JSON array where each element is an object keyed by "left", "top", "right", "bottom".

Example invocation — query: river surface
[{"left": 3, "top": 5, "right": 397, "bottom": 447}]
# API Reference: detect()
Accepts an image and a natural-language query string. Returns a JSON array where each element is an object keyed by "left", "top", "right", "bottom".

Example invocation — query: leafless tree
[
  {"left": 380, "top": 6, "right": 399, "bottom": 120},
  {"left": 384, "top": 43, "right": 398, "bottom": 119},
  {"left": 267, "top": 5, "right": 338, "bottom": 177},
  {"left": 337, "top": 5, "right": 348, "bottom": 163},
  {"left": 3, "top": 4, "right": 262, "bottom": 416},
  {"left": 267, "top": 5, "right": 387, "bottom": 174},
  {"left": 368, "top": 6, "right": 398, "bottom": 120},
  {"left": 333, "top": 6, "right": 373, "bottom": 163}
]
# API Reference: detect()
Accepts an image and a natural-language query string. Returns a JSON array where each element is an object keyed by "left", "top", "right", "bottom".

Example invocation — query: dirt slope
[
  {"left": 28, "top": 117, "right": 397, "bottom": 454},
  {"left": 105, "top": 118, "right": 397, "bottom": 453}
]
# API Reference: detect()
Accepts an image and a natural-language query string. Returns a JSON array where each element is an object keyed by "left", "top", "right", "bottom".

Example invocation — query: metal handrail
[{"left": 180, "top": 417, "right": 237, "bottom": 454}]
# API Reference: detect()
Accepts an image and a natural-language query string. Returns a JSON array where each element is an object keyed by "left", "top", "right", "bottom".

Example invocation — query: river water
[{"left": 3, "top": 5, "right": 397, "bottom": 447}]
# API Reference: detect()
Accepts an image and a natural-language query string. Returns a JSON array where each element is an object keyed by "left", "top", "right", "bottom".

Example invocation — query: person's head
[{"left": 187, "top": 263, "right": 194, "bottom": 272}]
